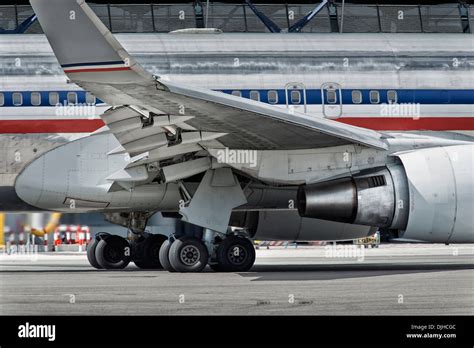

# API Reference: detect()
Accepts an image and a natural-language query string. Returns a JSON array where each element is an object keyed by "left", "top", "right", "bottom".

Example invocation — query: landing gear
[
  {"left": 168, "top": 236, "right": 209, "bottom": 273},
  {"left": 132, "top": 234, "right": 167, "bottom": 269},
  {"left": 86, "top": 229, "right": 256, "bottom": 273},
  {"left": 210, "top": 235, "right": 255, "bottom": 272},
  {"left": 94, "top": 234, "right": 131, "bottom": 269},
  {"left": 86, "top": 233, "right": 107, "bottom": 269},
  {"left": 159, "top": 239, "right": 176, "bottom": 272}
]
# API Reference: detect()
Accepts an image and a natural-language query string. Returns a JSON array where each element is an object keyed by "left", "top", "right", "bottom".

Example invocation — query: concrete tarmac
[{"left": 0, "top": 244, "right": 473, "bottom": 315}]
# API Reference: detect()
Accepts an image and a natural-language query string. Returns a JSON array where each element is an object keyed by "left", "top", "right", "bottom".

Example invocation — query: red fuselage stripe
[
  {"left": 63, "top": 67, "right": 131, "bottom": 73},
  {"left": 0, "top": 117, "right": 473, "bottom": 133},
  {"left": 0, "top": 119, "right": 105, "bottom": 133},
  {"left": 337, "top": 117, "right": 474, "bottom": 131}
]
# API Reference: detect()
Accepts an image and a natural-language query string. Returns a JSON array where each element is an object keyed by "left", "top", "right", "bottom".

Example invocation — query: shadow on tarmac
[{"left": 240, "top": 262, "right": 474, "bottom": 281}]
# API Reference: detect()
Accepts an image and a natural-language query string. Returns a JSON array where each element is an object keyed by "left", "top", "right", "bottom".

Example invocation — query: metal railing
[{"left": 0, "top": 3, "right": 471, "bottom": 34}]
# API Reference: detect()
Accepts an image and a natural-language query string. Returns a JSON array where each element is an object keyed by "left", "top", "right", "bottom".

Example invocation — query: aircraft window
[
  {"left": 370, "top": 90, "right": 380, "bottom": 104},
  {"left": 85, "top": 92, "right": 96, "bottom": 104},
  {"left": 268, "top": 90, "right": 278, "bottom": 104},
  {"left": 352, "top": 90, "right": 362, "bottom": 104},
  {"left": 12, "top": 92, "right": 23, "bottom": 106},
  {"left": 249, "top": 90, "right": 260, "bottom": 101},
  {"left": 67, "top": 92, "right": 77, "bottom": 104},
  {"left": 31, "top": 92, "right": 41, "bottom": 106},
  {"left": 231, "top": 90, "right": 241, "bottom": 97},
  {"left": 387, "top": 90, "right": 397, "bottom": 104},
  {"left": 49, "top": 92, "right": 59, "bottom": 106},
  {"left": 290, "top": 90, "right": 301, "bottom": 104},
  {"left": 327, "top": 89, "right": 337, "bottom": 104},
  {"left": 0, "top": 93, "right": 4, "bottom": 106}
]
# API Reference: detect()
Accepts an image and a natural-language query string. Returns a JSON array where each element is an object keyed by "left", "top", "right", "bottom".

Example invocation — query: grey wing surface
[{"left": 31, "top": 0, "right": 388, "bottom": 155}]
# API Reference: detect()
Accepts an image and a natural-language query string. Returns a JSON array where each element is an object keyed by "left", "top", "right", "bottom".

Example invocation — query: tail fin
[{"left": 30, "top": 0, "right": 149, "bottom": 83}]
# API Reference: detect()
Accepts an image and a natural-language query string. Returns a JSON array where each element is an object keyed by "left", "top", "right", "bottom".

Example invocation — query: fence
[{"left": 0, "top": 3, "right": 471, "bottom": 34}]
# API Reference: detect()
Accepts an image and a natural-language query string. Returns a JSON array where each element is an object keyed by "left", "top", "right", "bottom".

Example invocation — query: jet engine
[{"left": 297, "top": 145, "right": 474, "bottom": 243}]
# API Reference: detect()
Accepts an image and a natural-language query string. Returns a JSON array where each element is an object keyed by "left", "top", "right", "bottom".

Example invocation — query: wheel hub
[
  {"left": 180, "top": 245, "right": 200, "bottom": 266},
  {"left": 104, "top": 244, "right": 122, "bottom": 263},
  {"left": 228, "top": 245, "right": 247, "bottom": 265}
]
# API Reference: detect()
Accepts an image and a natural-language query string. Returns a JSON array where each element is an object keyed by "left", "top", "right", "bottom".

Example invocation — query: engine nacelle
[
  {"left": 396, "top": 145, "right": 474, "bottom": 243},
  {"left": 297, "top": 165, "right": 408, "bottom": 229},
  {"left": 296, "top": 145, "right": 474, "bottom": 243}
]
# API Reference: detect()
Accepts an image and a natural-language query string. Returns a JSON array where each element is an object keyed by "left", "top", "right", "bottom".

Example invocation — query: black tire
[
  {"left": 214, "top": 236, "right": 255, "bottom": 272},
  {"left": 131, "top": 235, "right": 147, "bottom": 269},
  {"left": 133, "top": 234, "right": 167, "bottom": 269},
  {"left": 86, "top": 237, "right": 102, "bottom": 269},
  {"left": 169, "top": 237, "right": 208, "bottom": 273},
  {"left": 159, "top": 239, "right": 176, "bottom": 272},
  {"left": 95, "top": 235, "right": 131, "bottom": 269}
]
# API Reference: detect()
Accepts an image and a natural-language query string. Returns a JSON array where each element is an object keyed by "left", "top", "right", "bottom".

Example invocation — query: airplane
[{"left": 0, "top": 0, "right": 472, "bottom": 272}]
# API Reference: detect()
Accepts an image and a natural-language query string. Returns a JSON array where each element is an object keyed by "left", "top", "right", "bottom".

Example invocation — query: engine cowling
[{"left": 297, "top": 145, "right": 474, "bottom": 243}]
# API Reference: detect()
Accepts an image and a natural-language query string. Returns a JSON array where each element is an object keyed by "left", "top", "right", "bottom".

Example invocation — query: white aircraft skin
[
  {"left": 1, "top": 0, "right": 473, "bottom": 261},
  {"left": 1, "top": 34, "right": 472, "bottom": 183}
]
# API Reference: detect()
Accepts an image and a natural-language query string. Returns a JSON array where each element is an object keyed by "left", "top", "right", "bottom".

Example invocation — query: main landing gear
[
  {"left": 87, "top": 232, "right": 131, "bottom": 270},
  {"left": 87, "top": 232, "right": 167, "bottom": 270},
  {"left": 208, "top": 235, "right": 255, "bottom": 272},
  {"left": 158, "top": 233, "right": 256, "bottom": 273},
  {"left": 87, "top": 231, "right": 256, "bottom": 273}
]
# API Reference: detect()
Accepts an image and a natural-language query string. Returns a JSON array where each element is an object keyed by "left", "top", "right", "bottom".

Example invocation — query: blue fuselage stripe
[
  {"left": 1, "top": 89, "right": 474, "bottom": 107},
  {"left": 60, "top": 60, "right": 124, "bottom": 68}
]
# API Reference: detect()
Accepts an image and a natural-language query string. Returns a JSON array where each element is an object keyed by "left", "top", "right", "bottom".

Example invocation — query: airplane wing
[{"left": 31, "top": 0, "right": 388, "bottom": 185}]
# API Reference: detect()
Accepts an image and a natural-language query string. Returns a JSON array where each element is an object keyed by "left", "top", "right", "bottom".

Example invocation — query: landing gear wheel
[
  {"left": 95, "top": 235, "right": 131, "bottom": 269},
  {"left": 159, "top": 239, "right": 176, "bottom": 272},
  {"left": 86, "top": 237, "right": 103, "bottom": 269},
  {"left": 169, "top": 237, "right": 208, "bottom": 273},
  {"left": 132, "top": 234, "right": 167, "bottom": 269},
  {"left": 213, "top": 236, "right": 255, "bottom": 272}
]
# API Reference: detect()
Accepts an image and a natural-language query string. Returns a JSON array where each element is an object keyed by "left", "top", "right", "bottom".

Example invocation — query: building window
[
  {"left": 85, "top": 92, "right": 96, "bottom": 104},
  {"left": 370, "top": 90, "right": 380, "bottom": 104},
  {"left": 49, "top": 92, "right": 59, "bottom": 106},
  {"left": 0, "top": 93, "right": 4, "bottom": 106},
  {"left": 12, "top": 92, "right": 23, "bottom": 106},
  {"left": 67, "top": 92, "right": 77, "bottom": 104},
  {"left": 327, "top": 89, "right": 337, "bottom": 104},
  {"left": 231, "top": 90, "right": 241, "bottom": 97},
  {"left": 268, "top": 90, "right": 278, "bottom": 104},
  {"left": 290, "top": 90, "right": 301, "bottom": 104},
  {"left": 387, "top": 90, "right": 397, "bottom": 104},
  {"left": 31, "top": 92, "right": 41, "bottom": 106},
  {"left": 352, "top": 90, "right": 362, "bottom": 104},
  {"left": 249, "top": 90, "right": 260, "bottom": 101}
]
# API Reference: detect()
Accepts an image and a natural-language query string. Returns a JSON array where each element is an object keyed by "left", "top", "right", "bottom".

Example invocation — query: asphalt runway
[{"left": 0, "top": 244, "right": 473, "bottom": 315}]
